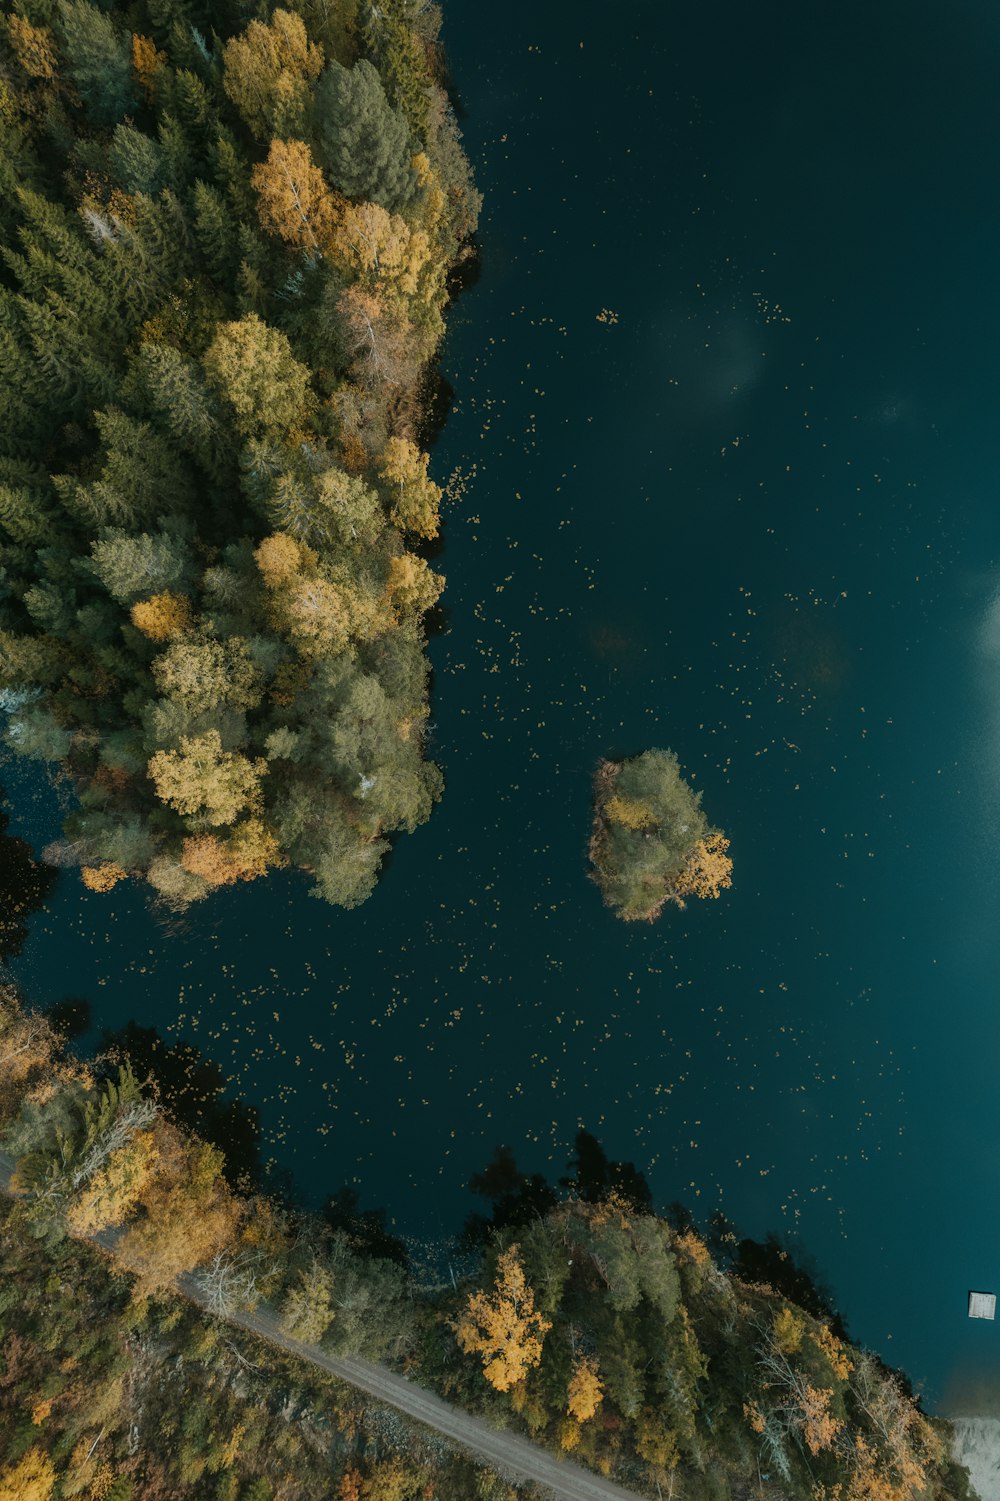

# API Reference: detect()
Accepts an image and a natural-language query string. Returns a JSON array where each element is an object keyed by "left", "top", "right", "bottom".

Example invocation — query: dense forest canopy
[
  {"left": 0, "top": 993, "right": 977, "bottom": 1501},
  {"left": 0, "top": 0, "right": 479, "bottom": 908},
  {"left": 589, "top": 750, "right": 733, "bottom": 922}
]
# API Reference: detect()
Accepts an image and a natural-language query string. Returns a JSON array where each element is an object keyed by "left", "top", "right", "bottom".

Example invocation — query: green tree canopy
[{"left": 312, "top": 58, "right": 416, "bottom": 210}]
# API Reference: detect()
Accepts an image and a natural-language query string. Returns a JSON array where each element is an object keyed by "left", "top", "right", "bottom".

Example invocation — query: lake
[{"left": 5, "top": 0, "right": 1000, "bottom": 1412}]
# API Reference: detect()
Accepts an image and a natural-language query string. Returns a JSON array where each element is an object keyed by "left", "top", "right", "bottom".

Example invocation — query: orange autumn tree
[
  {"left": 80, "top": 862, "right": 127, "bottom": 893},
  {"left": 181, "top": 819, "right": 283, "bottom": 888},
  {"left": 454, "top": 1245, "right": 551, "bottom": 1392},
  {"left": 131, "top": 33, "right": 166, "bottom": 98}
]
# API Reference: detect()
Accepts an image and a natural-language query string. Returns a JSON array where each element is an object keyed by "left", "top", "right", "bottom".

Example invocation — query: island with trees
[
  {"left": 0, "top": 990, "right": 975, "bottom": 1501},
  {"left": 0, "top": 0, "right": 479, "bottom": 909},
  {"left": 589, "top": 749, "right": 733, "bottom": 922}
]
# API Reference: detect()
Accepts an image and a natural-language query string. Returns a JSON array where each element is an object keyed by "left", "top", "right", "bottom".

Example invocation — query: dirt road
[{"left": 0, "top": 1149, "right": 646, "bottom": 1501}]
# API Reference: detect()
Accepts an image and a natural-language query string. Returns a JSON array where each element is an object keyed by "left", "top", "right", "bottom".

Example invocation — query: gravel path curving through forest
[{"left": 0, "top": 1148, "right": 646, "bottom": 1501}]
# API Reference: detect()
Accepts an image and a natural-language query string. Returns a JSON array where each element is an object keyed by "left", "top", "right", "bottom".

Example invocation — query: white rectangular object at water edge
[{"left": 968, "top": 1291, "right": 996, "bottom": 1320}]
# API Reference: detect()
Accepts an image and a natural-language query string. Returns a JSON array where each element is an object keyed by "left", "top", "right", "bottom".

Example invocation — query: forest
[
  {"left": 589, "top": 750, "right": 733, "bottom": 922},
  {"left": 0, "top": 991, "right": 977, "bottom": 1501},
  {"left": 0, "top": 0, "right": 479, "bottom": 909}
]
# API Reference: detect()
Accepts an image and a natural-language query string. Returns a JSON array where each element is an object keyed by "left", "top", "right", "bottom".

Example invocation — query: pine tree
[
  {"left": 129, "top": 343, "right": 222, "bottom": 472},
  {"left": 362, "top": 0, "right": 431, "bottom": 138},
  {"left": 192, "top": 180, "right": 237, "bottom": 279},
  {"left": 56, "top": 0, "right": 137, "bottom": 126},
  {"left": 108, "top": 124, "right": 166, "bottom": 196},
  {"left": 312, "top": 59, "right": 416, "bottom": 210}
]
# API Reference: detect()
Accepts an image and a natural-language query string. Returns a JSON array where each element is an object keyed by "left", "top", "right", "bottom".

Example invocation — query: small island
[{"left": 589, "top": 748, "right": 732, "bottom": 921}]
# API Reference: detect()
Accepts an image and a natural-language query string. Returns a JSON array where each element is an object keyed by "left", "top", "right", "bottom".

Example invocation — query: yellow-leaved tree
[
  {"left": 251, "top": 138, "right": 342, "bottom": 254},
  {"left": 380, "top": 437, "right": 442, "bottom": 539},
  {"left": 674, "top": 831, "right": 733, "bottom": 901},
  {"left": 567, "top": 1352, "right": 603, "bottom": 1422},
  {"left": 385, "top": 553, "right": 443, "bottom": 616},
  {"left": 148, "top": 732, "right": 264, "bottom": 826},
  {"left": 116, "top": 1136, "right": 239, "bottom": 1295},
  {"left": 454, "top": 1245, "right": 551, "bottom": 1392},
  {"left": 222, "top": 10, "right": 323, "bottom": 139},
  {"left": 65, "top": 1129, "right": 160, "bottom": 1235},
  {"left": 130, "top": 591, "right": 192, "bottom": 641},
  {"left": 0, "top": 1446, "right": 56, "bottom": 1501}
]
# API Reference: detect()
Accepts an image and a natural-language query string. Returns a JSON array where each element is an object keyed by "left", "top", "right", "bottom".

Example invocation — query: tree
[
  {"left": 65, "top": 1128, "right": 159, "bottom": 1234},
  {"left": 336, "top": 285, "right": 416, "bottom": 386},
  {"left": 385, "top": 552, "right": 443, "bottom": 615},
  {"left": 7, "top": 17, "right": 57, "bottom": 80},
  {"left": 108, "top": 124, "right": 165, "bottom": 196},
  {"left": 180, "top": 820, "right": 282, "bottom": 887},
  {"left": 380, "top": 437, "right": 441, "bottom": 538},
  {"left": 255, "top": 534, "right": 380, "bottom": 655},
  {"left": 454, "top": 1245, "right": 551, "bottom": 1392},
  {"left": 56, "top": 0, "right": 136, "bottom": 126},
  {"left": 90, "top": 530, "right": 192, "bottom": 606},
  {"left": 313, "top": 59, "right": 415, "bottom": 210},
  {"left": 673, "top": 831, "right": 733, "bottom": 902},
  {"left": 281, "top": 1258, "right": 335, "bottom": 1342},
  {"left": 0, "top": 1447, "right": 56, "bottom": 1501},
  {"left": 148, "top": 732, "right": 265, "bottom": 826},
  {"left": 193, "top": 1247, "right": 271, "bottom": 1316},
  {"left": 251, "top": 138, "right": 341, "bottom": 254},
  {"left": 203, "top": 315, "right": 312, "bottom": 438},
  {"left": 192, "top": 181, "right": 238, "bottom": 281},
  {"left": 362, "top": 0, "right": 431, "bottom": 137},
  {"left": 589, "top": 750, "right": 731, "bottom": 922},
  {"left": 151, "top": 636, "right": 262, "bottom": 713},
  {"left": 130, "top": 592, "right": 193, "bottom": 642},
  {"left": 222, "top": 10, "right": 323, "bottom": 139},
  {"left": 328, "top": 201, "right": 430, "bottom": 296},
  {"left": 129, "top": 343, "right": 221, "bottom": 468},
  {"left": 131, "top": 34, "right": 166, "bottom": 100},
  {"left": 567, "top": 1352, "right": 603, "bottom": 1422},
  {"left": 80, "top": 862, "right": 128, "bottom": 892},
  {"left": 117, "top": 1137, "right": 239, "bottom": 1294}
]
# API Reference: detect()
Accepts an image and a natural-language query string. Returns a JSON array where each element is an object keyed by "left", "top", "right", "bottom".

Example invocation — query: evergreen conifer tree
[
  {"left": 312, "top": 59, "right": 416, "bottom": 210},
  {"left": 56, "top": 0, "right": 136, "bottom": 126}
]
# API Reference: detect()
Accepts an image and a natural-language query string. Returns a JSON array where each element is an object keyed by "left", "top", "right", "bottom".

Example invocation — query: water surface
[{"left": 7, "top": 0, "right": 1000, "bottom": 1408}]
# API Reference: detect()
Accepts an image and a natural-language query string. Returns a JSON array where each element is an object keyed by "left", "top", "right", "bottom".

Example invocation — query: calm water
[{"left": 6, "top": 0, "right": 1000, "bottom": 1411}]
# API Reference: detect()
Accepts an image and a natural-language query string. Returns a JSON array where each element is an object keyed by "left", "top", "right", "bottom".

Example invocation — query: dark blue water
[{"left": 7, "top": 0, "right": 1000, "bottom": 1410}]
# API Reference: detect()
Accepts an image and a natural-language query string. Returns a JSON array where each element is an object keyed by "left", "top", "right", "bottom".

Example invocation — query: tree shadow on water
[
  {"left": 323, "top": 1185, "right": 408, "bottom": 1266},
  {"left": 101, "top": 1021, "right": 262, "bottom": 1190},
  {"left": 0, "top": 791, "right": 56, "bottom": 961},
  {"left": 44, "top": 997, "right": 91, "bottom": 1041},
  {"left": 697, "top": 1210, "right": 850, "bottom": 1343},
  {"left": 462, "top": 1130, "right": 653, "bottom": 1248}
]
